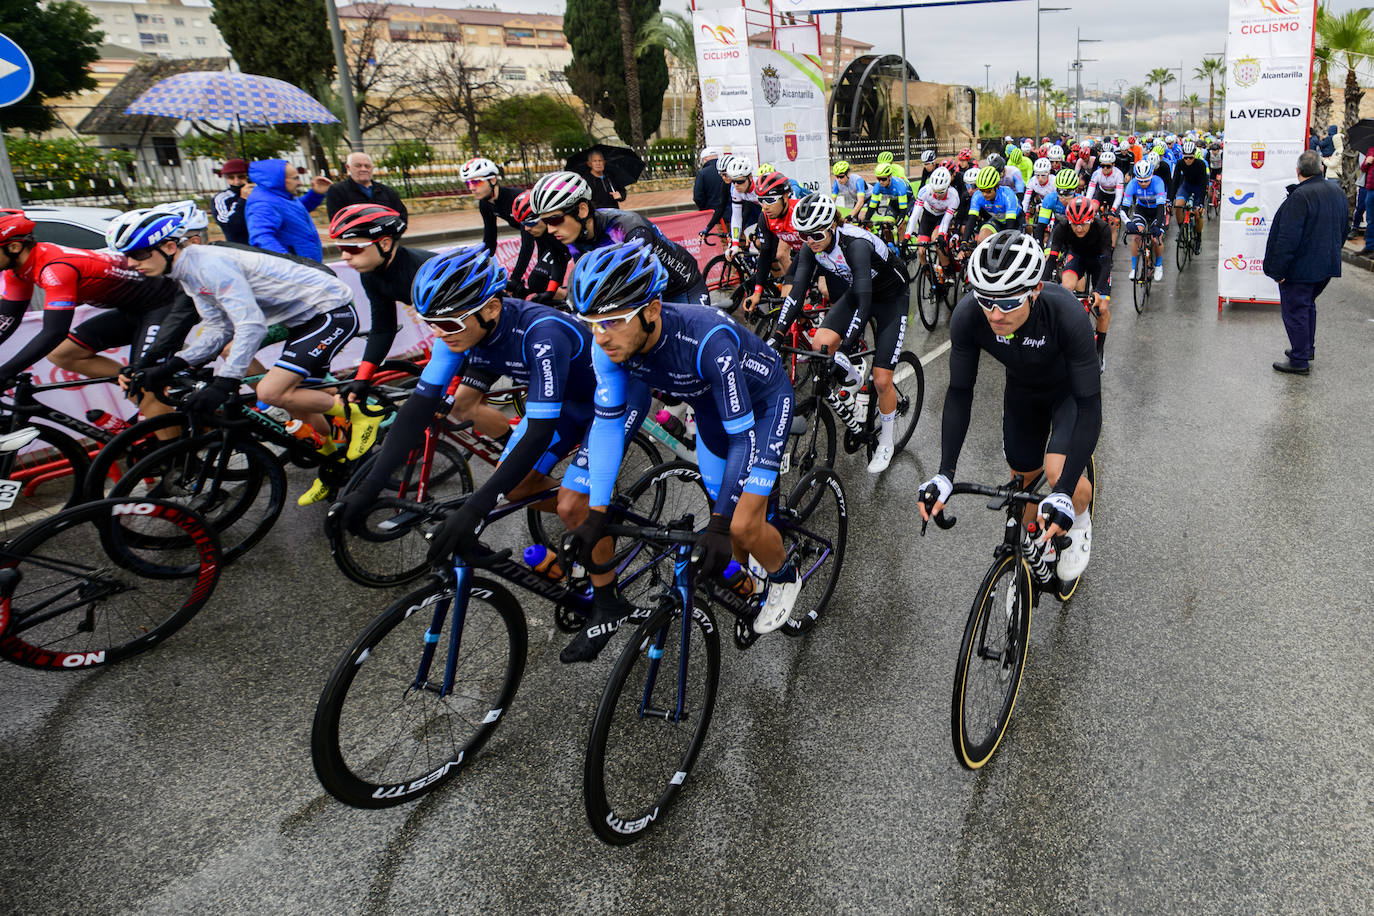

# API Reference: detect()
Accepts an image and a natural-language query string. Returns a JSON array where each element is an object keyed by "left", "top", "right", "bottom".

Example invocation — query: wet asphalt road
[{"left": 3, "top": 236, "right": 1373, "bottom": 915}]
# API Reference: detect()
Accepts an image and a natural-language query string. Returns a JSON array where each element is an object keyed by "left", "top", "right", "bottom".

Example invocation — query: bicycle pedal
[{"left": 734, "top": 617, "right": 760, "bottom": 650}]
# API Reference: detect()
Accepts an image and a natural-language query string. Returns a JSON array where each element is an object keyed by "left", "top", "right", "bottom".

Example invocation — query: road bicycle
[
  {"left": 1206, "top": 176, "right": 1222, "bottom": 220},
  {"left": 911, "top": 236, "right": 968, "bottom": 331},
  {"left": 700, "top": 231, "right": 762, "bottom": 313},
  {"left": 922, "top": 458, "right": 1096, "bottom": 770},
  {"left": 580, "top": 460, "right": 848, "bottom": 844},
  {"left": 0, "top": 426, "right": 222, "bottom": 670},
  {"left": 1131, "top": 241, "right": 1157, "bottom": 314},
  {"left": 1176, "top": 204, "right": 1203, "bottom": 270},
  {"left": 310, "top": 460, "right": 713, "bottom": 808}
]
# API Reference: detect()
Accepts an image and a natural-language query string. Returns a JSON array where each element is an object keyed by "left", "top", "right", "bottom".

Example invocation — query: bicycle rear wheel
[
  {"left": 703, "top": 254, "right": 747, "bottom": 312},
  {"left": 778, "top": 466, "right": 848, "bottom": 636},
  {"left": 311, "top": 575, "right": 527, "bottom": 808},
  {"left": 0, "top": 423, "right": 90, "bottom": 543},
  {"left": 584, "top": 598, "right": 719, "bottom": 845},
  {"left": 915, "top": 264, "right": 939, "bottom": 331},
  {"left": 951, "top": 551, "right": 1032, "bottom": 769},
  {"left": 1175, "top": 224, "right": 1191, "bottom": 270},
  {"left": 0, "top": 497, "right": 222, "bottom": 670},
  {"left": 888, "top": 351, "right": 925, "bottom": 456},
  {"left": 84, "top": 413, "right": 192, "bottom": 500}
]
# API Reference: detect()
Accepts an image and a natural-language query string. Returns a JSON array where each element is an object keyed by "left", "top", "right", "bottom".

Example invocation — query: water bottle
[
  {"left": 251, "top": 400, "right": 290, "bottom": 427},
  {"left": 854, "top": 385, "right": 870, "bottom": 419},
  {"left": 653, "top": 408, "right": 686, "bottom": 439},
  {"left": 1024, "top": 522, "right": 1055, "bottom": 585},
  {"left": 85, "top": 409, "right": 130, "bottom": 434},
  {"left": 826, "top": 389, "right": 854, "bottom": 423},
  {"left": 523, "top": 544, "right": 564, "bottom": 581},
  {"left": 720, "top": 560, "right": 758, "bottom": 598},
  {"left": 285, "top": 419, "right": 325, "bottom": 450}
]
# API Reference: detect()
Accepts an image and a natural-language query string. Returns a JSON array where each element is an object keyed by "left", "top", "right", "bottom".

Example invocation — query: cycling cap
[
  {"left": 329, "top": 203, "right": 406, "bottom": 240},
  {"left": 754, "top": 172, "right": 792, "bottom": 197},
  {"left": 722, "top": 156, "right": 754, "bottom": 180},
  {"left": 1054, "top": 168, "right": 1079, "bottom": 192},
  {"left": 966, "top": 231, "right": 1046, "bottom": 297},
  {"left": 698, "top": 146, "right": 721, "bottom": 164},
  {"left": 106, "top": 207, "right": 183, "bottom": 253},
  {"left": 1099, "top": 151, "right": 1116, "bottom": 165},
  {"left": 921, "top": 150, "right": 937, "bottom": 164},
  {"left": 875, "top": 163, "right": 894, "bottom": 178},
  {"left": 510, "top": 190, "right": 535, "bottom": 225},
  {"left": 410, "top": 244, "right": 507, "bottom": 320},
  {"left": 1132, "top": 161, "right": 1154, "bottom": 181},
  {"left": 927, "top": 167, "right": 952, "bottom": 192},
  {"left": 568, "top": 240, "right": 668, "bottom": 317},
  {"left": 791, "top": 193, "right": 838, "bottom": 233},
  {"left": 0, "top": 209, "right": 36, "bottom": 243},
  {"left": 1032, "top": 157, "right": 1052, "bottom": 176},
  {"left": 975, "top": 166, "right": 1002, "bottom": 191},
  {"left": 878, "top": 151, "right": 894, "bottom": 164},
  {"left": 832, "top": 160, "right": 851, "bottom": 176},
  {"left": 459, "top": 157, "right": 500, "bottom": 181},
  {"left": 530, "top": 171, "right": 591, "bottom": 214},
  {"left": 1064, "top": 197, "right": 1096, "bottom": 225}
]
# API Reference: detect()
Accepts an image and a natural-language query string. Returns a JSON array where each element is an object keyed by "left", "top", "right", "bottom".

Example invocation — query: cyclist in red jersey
[
  {"left": 0, "top": 210, "right": 184, "bottom": 407},
  {"left": 740, "top": 171, "right": 805, "bottom": 313}
]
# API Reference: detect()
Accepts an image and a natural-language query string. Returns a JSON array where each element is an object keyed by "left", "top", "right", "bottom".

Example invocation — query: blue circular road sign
[{"left": 0, "top": 33, "right": 35, "bottom": 109}]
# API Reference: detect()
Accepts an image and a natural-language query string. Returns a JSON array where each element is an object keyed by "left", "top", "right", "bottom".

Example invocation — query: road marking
[{"left": 920, "top": 340, "right": 952, "bottom": 366}]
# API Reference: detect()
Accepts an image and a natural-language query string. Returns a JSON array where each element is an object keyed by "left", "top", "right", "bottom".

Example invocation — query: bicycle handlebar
[{"left": 919, "top": 479, "right": 1048, "bottom": 532}]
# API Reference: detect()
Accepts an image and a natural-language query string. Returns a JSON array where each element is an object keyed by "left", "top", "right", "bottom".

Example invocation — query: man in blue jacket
[
  {"left": 1263, "top": 150, "right": 1347, "bottom": 375},
  {"left": 245, "top": 159, "right": 332, "bottom": 261}
]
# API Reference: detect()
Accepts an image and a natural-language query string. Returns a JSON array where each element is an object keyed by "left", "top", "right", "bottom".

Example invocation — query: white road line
[{"left": 919, "top": 340, "right": 952, "bottom": 366}]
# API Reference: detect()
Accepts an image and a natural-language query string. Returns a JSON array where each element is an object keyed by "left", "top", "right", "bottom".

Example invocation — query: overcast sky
[{"left": 417, "top": 0, "right": 1366, "bottom": 99}]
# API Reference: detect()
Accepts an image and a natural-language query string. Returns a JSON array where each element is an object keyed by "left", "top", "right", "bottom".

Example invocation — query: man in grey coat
[{"left": 1263, "top": 150, "right": 1348, "bottom": 375}]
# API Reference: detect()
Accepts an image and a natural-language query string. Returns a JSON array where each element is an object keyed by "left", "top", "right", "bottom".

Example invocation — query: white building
[{"left": 65, "top": 0, "right": 231, "bottom": 60}]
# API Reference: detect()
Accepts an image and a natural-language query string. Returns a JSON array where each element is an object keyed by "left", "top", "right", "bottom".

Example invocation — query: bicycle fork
[
  {"left": 639, "top": 544, "right": 694, "bottom": 724},
  {"left": 412, "top": 563, "right": 473, "bottom": 699}
]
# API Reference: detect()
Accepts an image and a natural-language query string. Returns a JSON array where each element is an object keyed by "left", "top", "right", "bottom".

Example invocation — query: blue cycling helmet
[
  {"left": 105, "top": 207, "right": 183, "bottom": 253},
  {"left": 568, "top": 240, "right": 668, "bottom": 318},
  {"left": 410, "top": 244, "right": 507, "bottom": 321}
]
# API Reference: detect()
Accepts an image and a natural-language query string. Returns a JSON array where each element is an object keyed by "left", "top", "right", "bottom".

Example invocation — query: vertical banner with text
[
  {"left": 694, "top": 7, "right": 757, "bottom": 166},
  {"left": 749, "top": 49, "right": 830, "bottom": 195},
  {"left": 1217, "top": 0, "right": 1317, "bottom": 304}
]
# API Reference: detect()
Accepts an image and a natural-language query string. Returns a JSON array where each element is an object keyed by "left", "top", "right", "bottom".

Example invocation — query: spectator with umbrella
[
  {"left": 246, "top": 160, "right": 331, "bottom": 261},
  {"left": 212, "top": 158, "right": 251, "bottom": 245},
  {"left": 566, "top": 144, "right": 644, "bottom": 210}
]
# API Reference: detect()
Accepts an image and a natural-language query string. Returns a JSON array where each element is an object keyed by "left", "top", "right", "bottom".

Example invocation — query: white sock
[
  {"left": 878, "top": 409, "right": 896, "bottom": 447},
  {"left": 832, "top": 350, "right": 861, "bottom": 386}
]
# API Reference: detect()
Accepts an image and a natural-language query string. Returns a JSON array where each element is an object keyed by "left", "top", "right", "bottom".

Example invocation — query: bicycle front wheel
[
  {"left": 584, "top": 599, "right": 719, "bottom": 845},
  {"left": 703, "top": 254, "right": 746, "bottom": 312},
  {"left": 888, "top": 351, "right": 925, "bottom": 456},
  {"left": 0, "top": 423, "right": 90, "bottom": 543},
  {"left": 0, "top": 497, "right": 222, "bottom": 670},
  {"left": 951, "top": 551, "right": 1032, "bottom": 769},
  {"left": 778, "top": 466, "right": 848, "bottom": 636},
  {"left": 1175, "top": 226, "right": 1191, "bottom": 270},
  {"left": 915, "top": 264, "right": 939, "bottom": 331},
  {"left": 311, "top": 575, "right": 527, "bottom": 808}
]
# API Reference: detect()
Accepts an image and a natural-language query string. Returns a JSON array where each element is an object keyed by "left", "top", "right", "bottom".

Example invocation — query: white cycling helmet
[
  {"left": 529, "top": 170, "right": 591, "bottom": 214},
  {"left": 1148, "top": 151, "right": 1162, "bottom": 169},
  {"left": 1181, "top": 138, "right": 1197, "bottom": 155},
  {"left": 921, "top": 149, "right": 937, "bottom": 165},
  {"left": 105, "top": 207, "right": 183, "bottom": 253},
  {"left": 158, "top": 199, "right": 208, "bottom": 235},
  {"left": 963, "top": 166, "right": 980, "bottom": 188},
  {"left": 722, "top": 155, "right": 754, "bottom": 181},
  {"left": 1021, "top": 140, "right": 1034, "bottom": 152},
  {"left": 927, "top": 167, "right": 952, "bottom": 192},
  {"left": 1133, "top": 160, "right": 1154, "bottom": 181},
  {"left": 1099, "top": 151, "right": 1116, "bottom": 166},
  {"left": 1032, "top": 157, "right": 1052, "bottom": 177},
  {"left": 791, "top": 193, "right": 838, "bottom": 233},
  {"left": 459, "top": 157, "right": 500, "bottom": 182},
  {"left": 966, "top": 230, "right": 1046, "bottom": 298},
  {"left": 1047, "top": 145, "right": 1065, "bottom": 163}
]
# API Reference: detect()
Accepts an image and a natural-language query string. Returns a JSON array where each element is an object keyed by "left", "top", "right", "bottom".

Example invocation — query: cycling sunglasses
[
  {"left": 540, "top": 208, "right": 579, "bottom": 227},
  {"left": 335, "top": 241, "right": 375, "bottom": 256},
  {"left": 731, "top": 178, "right": 752, "bottom": 188},
  {"left": 420, "top": 305, "right": 486, "bottom": 334},
  {"left": 800, "top": 229, "right": 830, "bottom": 242},
  {"left": 575, "top": 303, "right": 650, "bottom": 332},
  {"left": 758, "top": 194, "right": 785, "bottom": 205},
  {"left": 126, "top": 246, "right": 159, "bottom": 261},
  {"left": 975, "top": 293, "right": 1030, "bottom": 313}
]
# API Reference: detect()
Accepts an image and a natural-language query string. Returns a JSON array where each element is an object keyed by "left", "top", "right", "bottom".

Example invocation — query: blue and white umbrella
[{"left": 124, "top": 71, "right": 338, "bottom": 125}]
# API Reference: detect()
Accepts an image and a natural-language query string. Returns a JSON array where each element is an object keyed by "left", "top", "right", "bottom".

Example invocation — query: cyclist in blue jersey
[
  {"left": 1034, "top": 169, "right": 1082, "bottom": 244},
  {"left": 331, "top": 245, "right": 650, "bottom": 664},
  {"left": 831, "top": 160, "right": 869, "bottom": 217},
  {"left": 966, "top": 166, "right": 1023, "bottom": 241},
  {"left": 1123, "top": 159, "right": 1169, "bottom": 282},
  {"left": 530, "top": 171, "right": 710, "bottom": 308},
  {"left": 563, "top": 242, "right": 804, "bottom": 635},
  {"left": 857, "top": 164, "right": 912, "bottom": 229}
]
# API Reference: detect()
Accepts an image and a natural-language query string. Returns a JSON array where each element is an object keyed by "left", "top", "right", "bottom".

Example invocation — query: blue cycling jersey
[
  {"left": 1123, "top": 176, "right": 1169, "bottom": 209},
  {"left": 1000, "top": 167, "right": 1026, "bottom": 195},
  {"left": 969, "top": 186, "right": 1022, "bottom": 222},
  {"left": 1036, "top": 189, "right": 1070, "bottom": 224},
  {"left": 869, "top": 176, "right": 912, "bottom": 212},
  {"left": 416, "top": 299, "right": 595, "bottom": 419},
  {"left": 588, "top": 303, "right": 792, "bottom": 514}
]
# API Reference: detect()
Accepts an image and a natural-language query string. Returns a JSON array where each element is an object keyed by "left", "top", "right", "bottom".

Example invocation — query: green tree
[
  {"left": 1123, "top": 85, "right": 1151, "bottom": 134},
  {"left": 639, "top": 10, "right": 699, "bottom": 147},
  {"left": 1145, "top": 68, "right": 1176, "bottom": 129},
  {"left": 1318, "top": 7, "right": 1374, "bottom": 205},
  {"left": 483, "top": 94, "right": 590, "bottom": 176},
  {"left": 565, "top": 0, "right": 668, "bottom": 146},
  {"left": 0, "top": 0, "right": 103, "bottom": 134},
  {"left": 1015, "top": 74, "right": 1033, "bottom": 102},
  {"left": 1193, "top": 57, "right": 1224, "bottom": 132},
  {"left": 1184, "top": 93, "right": 1203, "bottom": 129},
  {"left": 210, "top": 0, "right": 335, "bottom": 90}
]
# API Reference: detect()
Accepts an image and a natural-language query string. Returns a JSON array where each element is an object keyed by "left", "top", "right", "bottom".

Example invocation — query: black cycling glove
[
  {"left": 694, "top": 514, "right": 734, "bottom": 578},
  {"left": 328, "top": 478, "right": 383, "bottom": 535},
  {"left": 425, "top": 502, "right": 485, "bottom": 567},
  {"left": 182, "top": 376, "right": 239, "bottom": 414},
  {"left": 564, "top": 508, "right": 607, "bottom": 567}
]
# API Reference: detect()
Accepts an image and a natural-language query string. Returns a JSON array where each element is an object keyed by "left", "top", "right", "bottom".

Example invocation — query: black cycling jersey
[
  {"left": 1174, "top": 157, "right": 1210, "bottom": 188},
  {"left": 1046, "top": 219, "right": 1112, "bottom": 289},
  {"left": 511, "top": 231, "right": 569, "bottom": 296},
  {"left": 568, "top": 208, "right": 704, "bottom": 299},
  {"left": 357, "top": 245, "right": 437, "bottom": 367},
  {"left": 479, "top": 185, "right": 523, "bottom": 254},
  {"left": 776, "top": 223, "right": 908, "bottom": 348},
  {"left": 940, "top": 282, "right": 1101, "bottom": 497}
]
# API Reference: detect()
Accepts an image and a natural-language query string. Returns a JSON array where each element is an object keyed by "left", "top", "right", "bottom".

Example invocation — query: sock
[
  {"left": 318, "top": 438, "right": 337, "bottom": 456},
  {"left": 878, "top": 409, "right": 896, "bottom": 447},
  {"left": 768, "top": 559, "right": 797, "bottom": 583},
  {"left": 1155, "top": 256, "right": 1163, "bottom": 267},
  {"left": 832, "top": 350, "right": 861, "bottom": 386},
  {"left": 1131, "top": 255, "right": 1138, "bottom": 270}
]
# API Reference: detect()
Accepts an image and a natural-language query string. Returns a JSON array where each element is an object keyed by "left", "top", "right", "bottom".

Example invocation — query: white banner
[
  {"left": 749, "top": 49, "right": 830, "bottom": 194},
  {"left": 694, "top": 8, "right": 757, "bottom": 155},
  {"left": 1217, "top": 0, "right": 1317, "bottom": 304}
]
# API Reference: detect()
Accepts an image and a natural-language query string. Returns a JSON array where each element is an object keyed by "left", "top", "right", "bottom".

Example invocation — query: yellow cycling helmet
[
  {"left": 976, "top": 165, "right": 1002, "bottom": 190},
  {"left": 875, "top": 163, "right": 894, "bottom": 178},
  {"left": 756, "top": 162, "right": 776, "bottom": 176},
  {"left": 832, "top": 160, "right": 850, "bottom": 176},
  {"left": 877, "top": 151, "right": 894, "bottom": 164},
  {"left": 1054, "top": 168, "right": 1079, "bottom": 192}
]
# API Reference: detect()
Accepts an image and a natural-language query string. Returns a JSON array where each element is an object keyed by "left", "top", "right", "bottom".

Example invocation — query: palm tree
[
  {"left": 1124, "top": 85, "right": 1151, "bottom": 134},
  {"left": 832, "top": 13, "right": 843, "bottom": 89},
  {"left": 1193, "top": 57, "right": 1224, "bottom": 131},
  {"left": 1318, "top": 7, "right": 1374, "bottom": 205},
  {"left": 639, "top": 11, "right": 697, "bottom": 141},
  {"left": 1095, "top": 106, "right": 1109, "bottom": 130},
  {"left": 1015, "top": 74, "right": 1033, "bottom": 101},
  {"left": 1185, "top": 93, "right": 1203, "bottom": 129},
  {"left": 1048, "top": 89, "right": 1070, "bottom": 130},
  {"left": 1146, "top": 67, "right": 1176, "bottom": 129},
  {"left": 616, "top": 0, "right": 644, "bottom": 147},
  {"left": 1312, "top": 3, "right": 1334, "bottom": 138}
]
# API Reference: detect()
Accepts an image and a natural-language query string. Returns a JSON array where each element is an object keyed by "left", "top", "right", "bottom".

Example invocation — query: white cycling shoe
[
  {"left": 1055, "top": 511, "right": 1092, "bottom": 581},
  {"left": 1152, "top": 264, "right": 1164, "bottom": 282},
  {"left": 754, "top": 567, "right": 801, "bottom": 633},
  {"left": 867, "top": 442, "right": 894, "bottom": 473},
  {"left": 1128, "top": 266, "right": 1137, "bottom": 280}
]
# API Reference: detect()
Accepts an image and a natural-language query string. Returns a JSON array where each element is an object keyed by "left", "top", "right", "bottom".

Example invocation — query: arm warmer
[
  {"left": 774, "top": 247, "right": 817, "bottom": 335},
  {"left": 479, "top": 198, "right": 497, "bottom": 254},
  {"left": 839, "top": 241, "right": 875, "bottom": 352},
  {"left": 139, "top": 292, "right": 200, "bottom": 368},
  {"left": 0, "top": 298, "right": 29, "bottom": 350},
  {"left": 937, "top": 309, "right": 980, "bottom": 480},
  {"left": 359, "top": 272, "right": 400, "bottom": 368}
]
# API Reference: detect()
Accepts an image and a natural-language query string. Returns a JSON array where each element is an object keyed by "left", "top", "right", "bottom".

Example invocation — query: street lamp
[
  {"left": 1036, "top": 2, "right": 1070, "bottom": 142},
  {"left": 1073, "top": 29, "right": 1100, "bottom": 140},
  {"left": 985, "top": 63, "right": 991, "bottom": 92}
]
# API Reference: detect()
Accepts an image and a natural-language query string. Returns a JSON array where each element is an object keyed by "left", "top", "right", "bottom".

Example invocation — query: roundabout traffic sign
[{"left": 0, "top": 32, "right": 35, "bottom": 109}]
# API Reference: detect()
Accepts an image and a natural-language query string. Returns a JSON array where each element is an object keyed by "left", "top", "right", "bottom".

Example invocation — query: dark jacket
[
  {"left": 1263, "top": 177, "right": 1348, "bottom": 284},
  {"left": 1319, "top": 126, "right": 1337, "bottom": 158},
  {"left": 211, "top": 186, "right": 249, "bottom": 245},
  {"left": 245, "top": 159, "right": 326, "bottom": 261},
  {"left": 693, "top": 162, "right": 724, "bottom": 211},
  {"left": 585, "top": 172, "right": 623, "bottom": 209},
  {"left": 324, "top": 177, "right": 408, "bottom": 221}
]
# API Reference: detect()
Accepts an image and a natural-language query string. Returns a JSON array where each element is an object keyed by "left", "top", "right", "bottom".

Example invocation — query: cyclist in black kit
[
  {"left": 918, "top": 231, "right": 1098, "bottom": 582},
  {"left": 772, "top": 192, "right": 910, "bottom": 474},
  {"left": 507, "top": 189, "right": 570, "bottom": 304},
  {"left": 530, "top": 170, "right": 710, "bottom": 308},
  {"left": 328, "top": 203, "right": 509, "bottom": 441},
  {"left": 462, "top": 157, "right": 523, "bottom": 255},
  {"left": 1045, "top": 196, "right": 1112, "bottom": 370}
]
